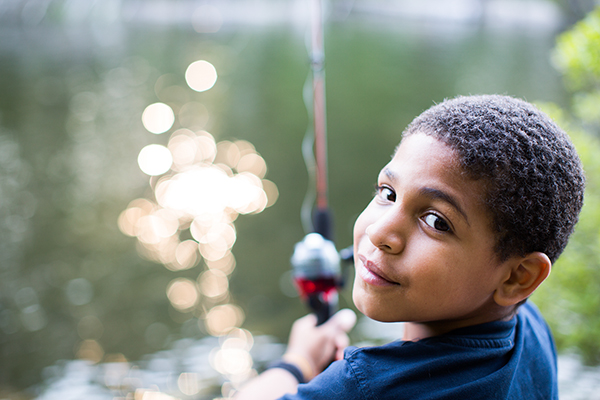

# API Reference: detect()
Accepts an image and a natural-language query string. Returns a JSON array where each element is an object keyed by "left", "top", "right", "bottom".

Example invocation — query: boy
[{"left": 235, "top": 95, "right": 585, "bottom": 399}]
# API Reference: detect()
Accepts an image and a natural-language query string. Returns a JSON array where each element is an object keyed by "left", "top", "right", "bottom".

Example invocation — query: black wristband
[{"left": 267, "top": 360, "right": 306, "bottom": 384}]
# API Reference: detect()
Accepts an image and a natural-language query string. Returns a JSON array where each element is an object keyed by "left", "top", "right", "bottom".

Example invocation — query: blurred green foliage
[{"left": 533, "top": 6, "right": 600, "bottom": 365}]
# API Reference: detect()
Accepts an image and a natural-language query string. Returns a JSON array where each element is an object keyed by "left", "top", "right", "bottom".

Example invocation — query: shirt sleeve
[{"left": 278, "top": 353, "right": 374, "bottom": 400}]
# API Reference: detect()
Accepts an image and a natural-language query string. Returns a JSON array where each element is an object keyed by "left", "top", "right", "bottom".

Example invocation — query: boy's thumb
[{"left": 329, "top": 308, "right": 356, "bottom": 332}]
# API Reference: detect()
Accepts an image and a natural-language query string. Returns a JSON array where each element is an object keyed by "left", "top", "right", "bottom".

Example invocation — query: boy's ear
[{"left": 493, "top": 252, "right": 552, "bottom": 307}]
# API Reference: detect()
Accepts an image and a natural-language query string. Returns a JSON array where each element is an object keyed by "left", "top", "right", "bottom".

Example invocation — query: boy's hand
[
  {"left": 284, "top": 308, "right": 357, "bottom": 380},
  {"left": 234, "top": 309, "right": 356, "bottom": 400}
]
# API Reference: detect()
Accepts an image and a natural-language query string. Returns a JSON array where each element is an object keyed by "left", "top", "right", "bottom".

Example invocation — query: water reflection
[
  {"left": 111, "top": 53, "right": 279, "bottom": 399},
  {"left": 33, "top": 320, "right": 600, "bottom": 400},
  {"left": 121, "top": 129, "right": 278, "bottom": 270},
  {"left": 36, "top": 333, "right": 285, "bottom": 400}
]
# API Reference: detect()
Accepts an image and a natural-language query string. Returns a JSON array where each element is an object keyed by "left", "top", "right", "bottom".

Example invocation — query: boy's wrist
[
  {"left": 282, "top": 352, "right": 315, "bottom": 381},
  {"left": 267, "top": 360, "right": 306, "bottom": 384}
]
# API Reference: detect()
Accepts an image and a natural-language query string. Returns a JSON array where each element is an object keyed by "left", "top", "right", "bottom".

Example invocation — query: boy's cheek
[
  {"left": 353, "top": 204, "right": 377, "bottom": 239},
  {"left": 350, "top": 276, "right": 372, "bottom": 318},
  {"left": 353, "top": 212, "right": 369, "bottom": 248}
]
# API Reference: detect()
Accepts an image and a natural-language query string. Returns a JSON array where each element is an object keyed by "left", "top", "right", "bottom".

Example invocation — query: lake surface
[{"left": 0, "top": 0, "right": 571, "bottom": 397}]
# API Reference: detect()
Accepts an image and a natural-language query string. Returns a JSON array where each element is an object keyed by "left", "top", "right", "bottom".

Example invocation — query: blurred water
[{"left": 30, "top": 318, "right": 600, "bottom": 399}]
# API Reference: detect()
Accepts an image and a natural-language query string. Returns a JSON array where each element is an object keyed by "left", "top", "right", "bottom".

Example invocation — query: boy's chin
[{"left": 352, "top": 289, "right": 403, "bottom": 323}]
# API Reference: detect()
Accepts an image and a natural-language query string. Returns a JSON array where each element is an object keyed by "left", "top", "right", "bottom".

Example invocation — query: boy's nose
[{"left": 365, "top": 211, "right": 405, "bottom": 254}]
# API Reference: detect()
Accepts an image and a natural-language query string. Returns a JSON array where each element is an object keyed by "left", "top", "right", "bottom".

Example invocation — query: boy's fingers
[
  {"left": 292, "top": 313, "right": 317, "bottom": 330},
  {"left": 335, "top": 333, "right": 350, "bottom": 350},
  {"left": 335, "top": 340, "right": 348, "bottom": 361},
  {"left": 328, "top": 308, "right": 357, "bottom": 332},
  {"left": 303, "top": 313, "right": 318, "bottom": 326}
]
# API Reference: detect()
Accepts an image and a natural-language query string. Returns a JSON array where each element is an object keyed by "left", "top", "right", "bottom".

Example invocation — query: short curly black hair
[{"left": 403, "top": 94, "right": 585, "bottom": 264}]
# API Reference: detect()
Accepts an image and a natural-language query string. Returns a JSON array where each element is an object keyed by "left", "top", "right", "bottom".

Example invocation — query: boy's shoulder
[
  {"left": 332, "top": 301, "right": 557, "bottom": 399},
  {"left": 518, "top": 300, "right": 549, "bottom": 330}
]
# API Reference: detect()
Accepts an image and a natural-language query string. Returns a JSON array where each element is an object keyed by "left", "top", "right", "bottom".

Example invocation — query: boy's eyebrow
[
  {"left": 418, "top": 187, "right": 470, "bottom": 226},
  {"left": 382, "top": 168, "right": 470, "bottom": 226}
]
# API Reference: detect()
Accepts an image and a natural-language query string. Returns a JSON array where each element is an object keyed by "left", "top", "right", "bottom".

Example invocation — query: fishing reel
[{"left": 291, "top": 233, "right": 352, "bottom": 325}]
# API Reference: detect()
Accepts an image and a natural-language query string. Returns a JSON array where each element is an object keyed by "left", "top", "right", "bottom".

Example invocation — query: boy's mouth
[{"left": 357, "top": 255, "right": 399, "bottom": 287}]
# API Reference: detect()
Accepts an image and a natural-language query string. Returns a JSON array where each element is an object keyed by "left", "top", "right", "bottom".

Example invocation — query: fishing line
[
  {"left": 301, "top": 0, "right": 330, "bottom": 239},
  {"left": 291, "top": 0, "right": 343, "bottom": 326},
  {"left": 301, "top": 76, "right": 317, "bottom": 235}
]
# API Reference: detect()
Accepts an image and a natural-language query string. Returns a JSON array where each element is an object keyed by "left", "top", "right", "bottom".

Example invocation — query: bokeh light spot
[
  {"left": 216, "top": 141, "right": 240, "bottom": 168},
  {"left": 76, "top": 339, "right": 104, "bottom": 364},
  {"left": 118, "top": 207, "right": 146, "bottom": 237},
  {"left": 151, "top": 209, "right": 180, "bottom": 238},
  {"left": 192, "top": 221, "right": 236, "bottom": 250},
  {"left": 142, "top": 102, "right": 175, "bottom": 134},
  {"left": 205, "top": 252, "right": 236, "bottom": 275},
  {"left": 66, "top": 278, "right": 93, "bottom": 306},
  {"left": 172, "top": 240, "right": 199, "bottom": 271},
  {"left": 136, "top": 214, "right": 176, "bottom": 245},
  {"left": 134, "top": 388, "right": 178, "bottom": 400},
  {"left": 166, "top": 278, "right": 199, "bottom": 311},
  {"left": 198, "top": 269, "right": 229, "bottom": 299},
  {"left": 138, "top": 144, "right": 173, "bottom": 176},
  {"left": 237, "top": 153, "right": 267, "bottom": 177},
  {"left": 185, "top": 60, "right": 217, "bottom": 92},
  {"left": 177, "top": 372, "right": 200, "bottom": 396},
  {"left": 199, "top": 242, "right": 229, "bottom": 262},
  {"left": 168, "top": 130, "right": 198, "bottom": 168},
  {"left": 195, "top": 131, "right": 218, "bottom": 163},
  {"left": 155, "top": 165, "right": 228, "bottom": 216},
  {"left": 204, "top": 304, "right": 244, "bottom": 336},
  {"left": 228, "top": 173, "right": 266, "bottom": 214},
  {"left": 212, "top": 347, "right": 253, "bottom": 376},
  {"left": 262, "top": 179, "right": 279, "bottom": 208},
  {"left": 223, "top": 328, "right": 254, "bottom": 350}
]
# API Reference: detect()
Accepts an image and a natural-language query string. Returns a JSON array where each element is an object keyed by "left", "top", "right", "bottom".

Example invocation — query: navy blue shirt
[{"left": 281, "top": 302, "right": 557, "bottom": 399}]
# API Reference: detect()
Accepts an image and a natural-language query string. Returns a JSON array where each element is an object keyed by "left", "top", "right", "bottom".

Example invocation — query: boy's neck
[{"left": 402, "top": 307, "right": 517, "bottom": 341}]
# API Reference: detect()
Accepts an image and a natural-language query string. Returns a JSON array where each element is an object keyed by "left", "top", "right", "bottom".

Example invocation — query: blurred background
[{"left": 1, "top": 0, "right": 600, "bottom": 399}]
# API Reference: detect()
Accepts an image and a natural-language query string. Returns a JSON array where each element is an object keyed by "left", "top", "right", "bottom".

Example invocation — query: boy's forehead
[
  {"left": 394, "top": 133, "right": 457, "bottom": 164},
  {"left": 395, "top": 132, "right": 490, "bottom": 190},
  {"left": 388, "top": 133, "right": 491, "bottom": 216}
]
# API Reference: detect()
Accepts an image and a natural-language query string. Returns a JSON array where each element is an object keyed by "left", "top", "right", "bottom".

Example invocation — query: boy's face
[{"left": 352, "top": 133, "right": 515, "bottom": 329}]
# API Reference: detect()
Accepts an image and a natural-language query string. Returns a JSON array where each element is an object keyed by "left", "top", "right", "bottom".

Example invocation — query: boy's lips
[{"left": 357, "top": 255, "right": 399, "bottom": 287}]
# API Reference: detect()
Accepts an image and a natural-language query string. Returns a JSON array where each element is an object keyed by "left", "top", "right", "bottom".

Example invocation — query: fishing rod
[{"left": 290, "top": 0, "right": 352, "bottom": 326}]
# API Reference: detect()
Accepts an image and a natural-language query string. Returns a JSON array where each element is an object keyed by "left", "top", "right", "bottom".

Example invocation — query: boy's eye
[
  {"left": 376, "top": 185, "right": 396, "bottom": 202},
  {"left": 423, "top": 213, "right": 451, "bottom": 232}
]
